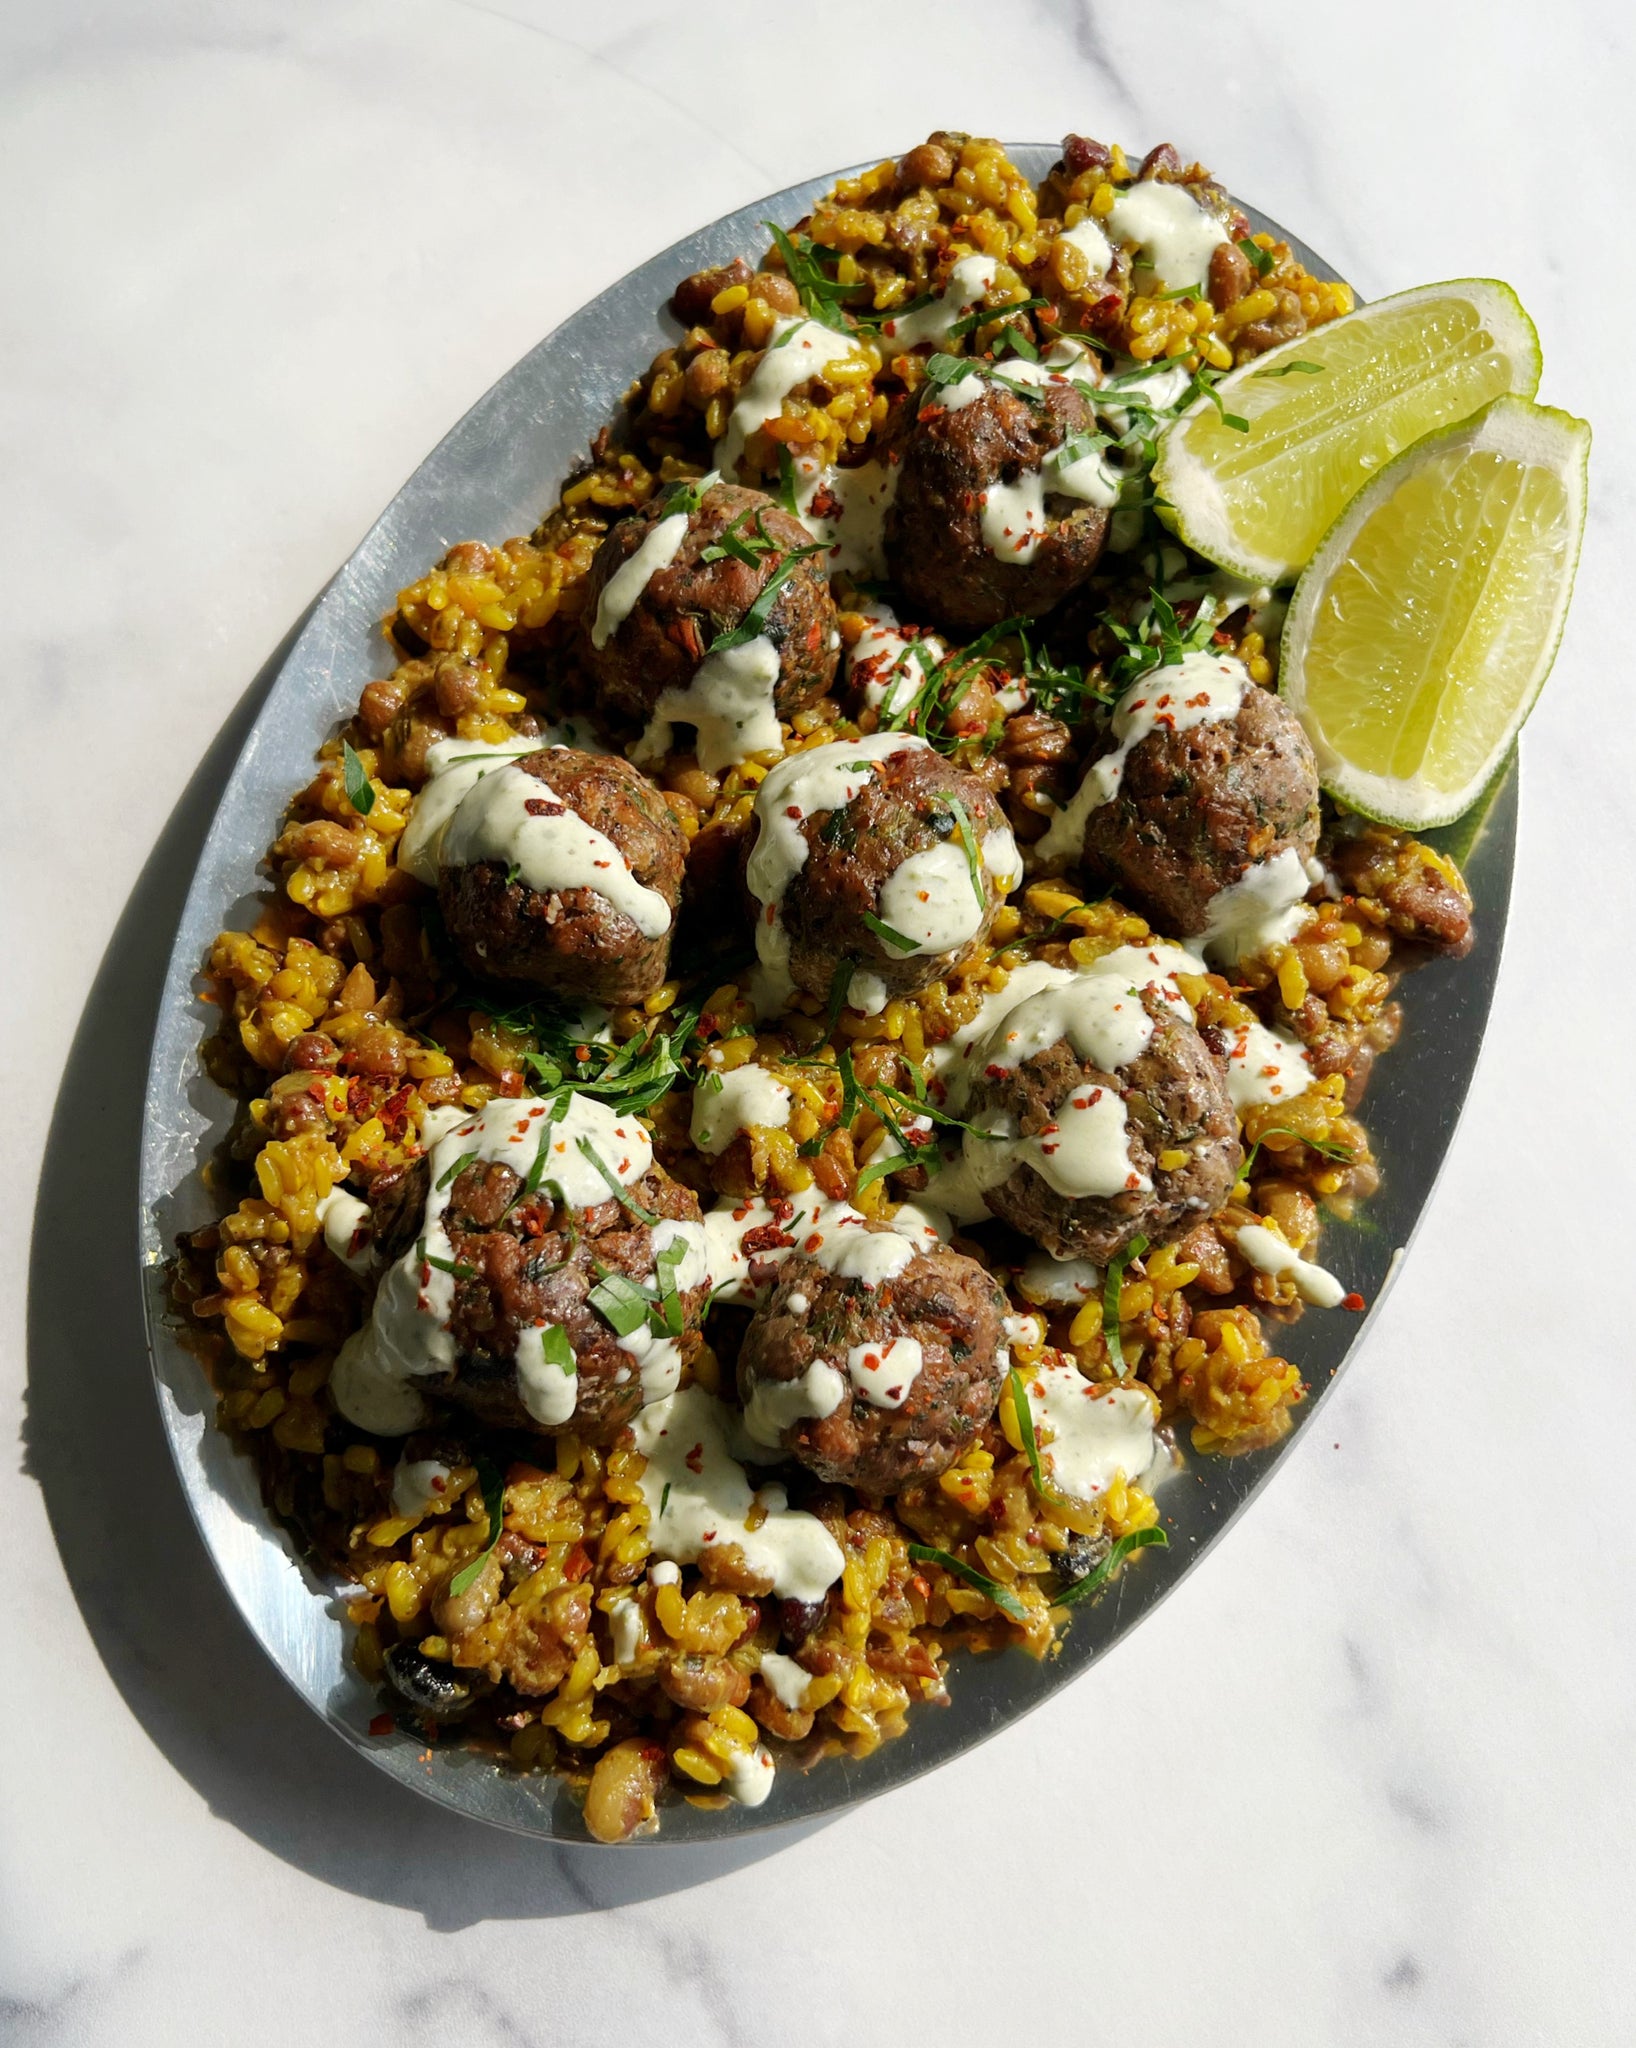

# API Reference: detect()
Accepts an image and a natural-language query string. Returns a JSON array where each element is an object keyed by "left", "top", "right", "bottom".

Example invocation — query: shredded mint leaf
[
  {"left": 907, "top": 1542, "right": 1028, "bottom": 1623},
  {"left": 1052, "top": 1525, "right": 1169, "bottom": 1609},
  {"left": 445, "top": 1454, "right": 506, "bottom": 1597},
  {"left": 775, "top": 444, "right": 801, "bottom": 516},
  {"left": 435, "top": 1150, "right": 480, "bottom": 1193},
  {"left": 341, "top": 739, "right": 375, "bottom": 817},
  {"left": 1237, "top": 236, "right": 1275, "bottom": 277},
  {"left": 708, "top": 542, "right": 827, "bottom": 653},
  {"left": 944, "top": 294, "right": 1050, "bottom": 341},
  {"left": 942, "top": 796, "right": 987, "bottom": 911},
  {"left": 576, "top": 1137, "right": 659, "bottom": 1223},
  {"left": 1009, "top": 1365, "right": 1069, "bottom": 1508},
  {"left": 862, "top": 910, "right": 917, "bottom": 954},
  {"left": 1102, "top": 1233, "right": 1149, "bottom": 1376},
  {"left": 762, "top": 220, "right": 865, "bottom": 332}
]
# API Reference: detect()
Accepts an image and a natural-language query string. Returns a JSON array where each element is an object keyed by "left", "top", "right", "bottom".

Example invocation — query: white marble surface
[{"left": 5, "top": 2, "right": 1634, "bottom": 2041}]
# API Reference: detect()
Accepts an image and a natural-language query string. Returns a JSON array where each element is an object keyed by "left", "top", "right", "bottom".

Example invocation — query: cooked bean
[
  {"left": 1208, "top": 240, "right": 1253, "bottom": 311},
  {"left": 583, "top": 1738, "right": 669, "bottom": 1844},
  {"left": 901, "top": 141, "right": 955, "bottom": 189}
]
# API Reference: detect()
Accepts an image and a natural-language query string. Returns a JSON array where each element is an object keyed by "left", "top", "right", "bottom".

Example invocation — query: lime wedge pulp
[
  {"left": 1279, "top": 396, "right": 1590, "bottom": 829},
  {"left": 1154, "top": 280, "right": 1542, "bottom": 584}
]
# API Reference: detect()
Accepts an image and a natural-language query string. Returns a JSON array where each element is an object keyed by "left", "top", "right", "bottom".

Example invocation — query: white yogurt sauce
[
  {"left": 1200, "top": 848, "right": 1322, "bottom": 965},
  {"left": 1224, "top": 1017, "right": 1314, "bottom": 1109},
  {"left": 698, "top": 1189, "right": 944, "bottom": 1305},
  {"left": 724, "top": 1744, "right": 777, "bottom": 1808},
  {"left": 690, "top": 1065, "right": 792, "bottom": 1156},
  {"left": 742, "top": 1357, "right": 846, "bottom": 1446},
  {"left": 879, "top": 836, "right": 1007, "bottom": 959},
  {"left": 317, "top": 1187, "right": 374, "bottom": 1273},
  {"left": 794, "top": 454, "right": 900, "bottom": 577},
  {"left": 328, "top": 1093, "right": 653, "bottom": 1437},
  {"left": 1017, "top": 1251, "right": 1104, "bottom": 1305},
  {"left": 1236, "top": 1222, "right": 1346, "bottom": 1308},
  {"left": 847, "top": 601, "right": 944, "bottom": 719},
  {"left": 845, "top": 1336, "right": 924, "bottom": 1410},
  {"left": 590, "top": 509, "right": 691, "bottom": 650},
  {"left": 611, "top": 1215, "right": 712, "bottom": 1407},
  {"left": 745, "top": 733, "right": 933, "bottom": 1010},
  {"left": 398, "top": 729, "right": 598, "bottom": 885},
  {"left": 632, "top": 633, "right": 784, "bottom": 776},
  {"left": 631, "top": 1385, "right": 845, "bottom": 1600},
  {"left": 437, "top": 757, "right": 672, "bottom": 936},
  {"left": 1106, "top": 180, "right": 1229, "bottom": 293},
  {"left": 1022, "top": 1361, "right": 1162, "bottom": 1501},
  {"left": 1058, "top": 215, "right": 1113, "bottom": 278},
  {"left": 718, "top": 318, "right": 860, "bottom": 476},
  {"left": 757, "top": 1650, "right": 814, "bottom": 1711},
  {"left": 608, "top": 1596, "right": 644, "bottom": 1667},
  {"left": 390, "top": 1456, "right": 453, "bottom": 1520},
  {"left": 1036, "top": 651, "right": 1250, "bottom": 861},
  {"left": 878, "top": 253, "right": 999, "bottom": 349}
]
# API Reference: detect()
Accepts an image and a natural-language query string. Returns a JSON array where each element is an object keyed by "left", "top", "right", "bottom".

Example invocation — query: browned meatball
[
  {"left": 750, "top": 739, "right": 1021, "bottom": 1008},
  {"left": 737, "top": 1236, "right": 1009, "bottom": 1494},
  {"left": 964, "top": 989, "right": 1241, "bottom": 1262},
  {"left": 580, "top": 482, "right": 838, "bottom": 731},
  {"left": 438, "top": 748, "right": 686, "bottom": 1006},
  {"left": 371, "top": 1150, "right": 707, "bottom": 1441},
  {"left": 885, "top": 373, "right": 1110, "bottom": 633},
  {"left": 1075, "top": 681, "right": 1321, "bottom": 938}
]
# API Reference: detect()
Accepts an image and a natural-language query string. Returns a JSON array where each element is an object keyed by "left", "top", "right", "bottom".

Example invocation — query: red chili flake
[
  {"left": 1341, "top": 1292, "right": 1367, "bottom": 1312},
  {"left": 594, "top": 858, "right": 611, "bottom": 869},
  {"left": 561, "top": 1544, "right": 592, "bottom": 1582},
  {"left": 861, "top": 1351, "right": 881, "bottom": 1371},
  {"left": 685, "top": 1442, "right": 705, "bottom": 1474},
  {"left": 984, "top": 1063, "right": 1006, "bottom": 1079},
  {"left": 911, "top": 1574, "right": 931, "bottom": 1599},
  {"left": 368, "top": 1712, "right": 394, "bottom": 1737},
  {"left": 346, "top": 1076, "right": 371, "bottom": 1121},
  {"left": 809, "top": 484, "right": 842, "bottom": 519},
  {"left": 379, "top": 1085, "right": 413, "bottom": 1140},
  {"left": 804, "top": 1231, "right": 823, "bottom": 1252},
  {"left": 523, "top": 796, "right": 566, "bottom": 818},
  {"left": 884, "top": 1386, "right": 902, "bottom": 1401},
  {"left": 765, "top": 903, "right": 777, "bottom": 925}
]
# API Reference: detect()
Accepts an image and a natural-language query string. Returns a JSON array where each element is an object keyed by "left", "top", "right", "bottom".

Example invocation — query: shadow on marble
[{"left": 19, "top": 623, "right": 813, "bottom": 1922}]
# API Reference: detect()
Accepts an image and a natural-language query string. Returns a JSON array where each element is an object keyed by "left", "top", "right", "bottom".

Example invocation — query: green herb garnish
[
  {"left": 1238, "top": 1127, "right": 1355, "bottom": 1179},
  {"left": 576, "top": 1137, "right": 660, "bottom": 1223},
  {"left": 422, "top": 1245, "right": 475, "bottom": 1280},
  {"left": 435, "top": 1149, "right": 480, "bottom": 1192},
  {"left": 775, "top": 444, "right": 801, "bottom": 516},
  {"left": 446, "top": 1454, "right": 507, "bottom": 1598},
  {"left": 1252, "top": 358, "right": 1326, "bottom": 379},
  {"left": 1237, "top": 236, "right": 1275, "bottom": 277},
  {"left": 1009, "top": 1365, "right": 1071, "bottom": 1509},
  {"left": 658, "top": 1482, "right": 672, "bottom": 1520},
  {"left": 1052, "top": 1526, "right": 1169, "bottom": 1609},
  {"left": 700, "top": 506, "right": 779, "bottom": 567},
  {"left": 861, "top": 910, "right": 917, "bottom": 954},
  {"left": 763, "top": 221, "right": 866, "bottom": 332},
  {"left": 1102, "top": 1233, "right": 1149, "bottom": 1376},
  {"left": 944, "top": 294, "right": 1051, "bottom": 340},
  {"left": 707, "top": 542, "right": 827, "bottom": 654},
  {"left": 943, "top": 795, "right": 987, "bottom": 911},
  {"left": 658, "top": 471, "right": 715, "bottom": 519},
  {"left": 907, "top": 1543, "right": 1028, "bottom": 1623},
  {"left": 341, "top": 739, "right": 375, "bottom": 817}
]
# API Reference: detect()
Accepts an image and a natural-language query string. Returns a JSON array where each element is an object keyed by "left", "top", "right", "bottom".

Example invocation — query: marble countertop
[{"left": 5, "top": 2, "right": 1633, "bottom": 2041}]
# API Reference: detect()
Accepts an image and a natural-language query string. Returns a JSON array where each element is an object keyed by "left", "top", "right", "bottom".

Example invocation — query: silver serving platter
[{"left": 139, "top": 148, "right": 1516, "bottom": 1843}]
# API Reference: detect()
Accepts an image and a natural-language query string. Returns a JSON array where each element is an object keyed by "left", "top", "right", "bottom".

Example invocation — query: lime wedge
[
  {"left": 1279, "top": 395, "right": 1589, "bottom": 828},
  {"left": 1154, "top": 280, "right": 1541, "bottom": 584}
]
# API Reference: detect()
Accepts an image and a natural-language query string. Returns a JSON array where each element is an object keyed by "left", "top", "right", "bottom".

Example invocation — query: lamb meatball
[
  {"left": 1046, "top": 654, "right": 1322, "bottom": 947},
  {"left": 580, "top": 482, "right": 838, "bottom": 767},
  {"left": 737, "top": 1233, "right": 1010, "bottom": 1494},
  {"left": 886, "top": 368, "right": 1110, "bottom": 634},
  {"left": 747, "top": 735, "right": 1021, "bottom": 1010},
  {"left": 962, "top": 978, "right": 1241, "bottom": 1262},
  {"left": 437, "top": 747, "right": 685, "bottom": 1006},
  {"left": 356, "top": 1101, "right": 708, "bottom": 1442}
]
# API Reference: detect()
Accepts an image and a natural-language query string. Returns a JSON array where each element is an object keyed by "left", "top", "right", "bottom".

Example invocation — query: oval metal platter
[{"left": 140, "top": 147, "right": 1516, "bottom": 1843}]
